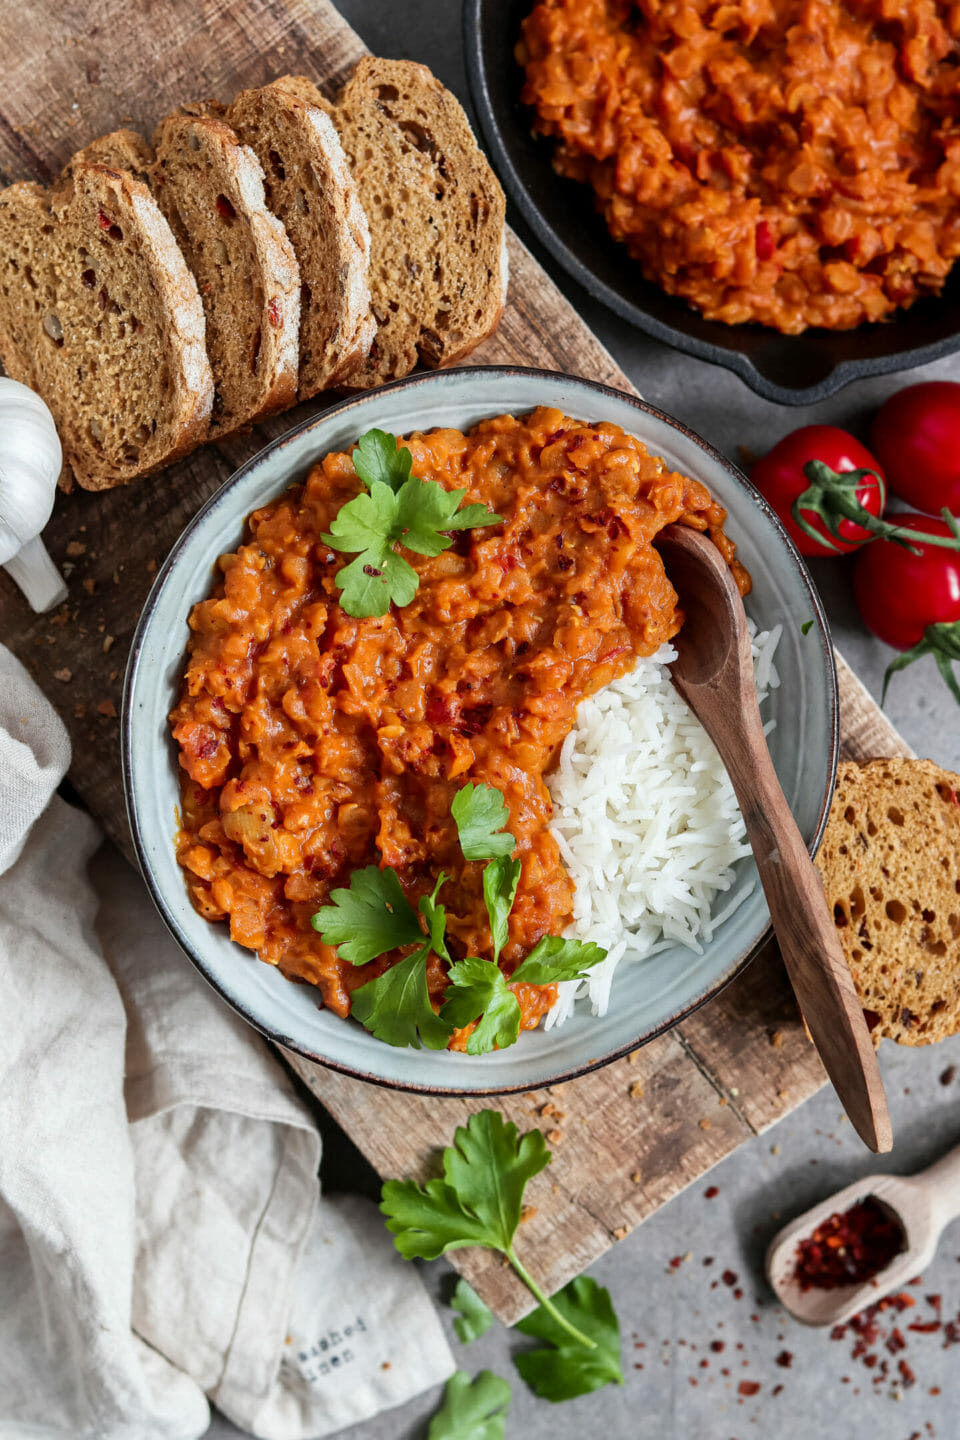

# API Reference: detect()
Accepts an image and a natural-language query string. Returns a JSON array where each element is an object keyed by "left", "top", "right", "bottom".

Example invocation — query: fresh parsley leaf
[
  {"left": 427, "top": 1370, "right": 510, "bottom": 1440},
  {"left": 396, "top": 477, "right": 500, "bottom": 557},
  {"left": 311, "top": 865, "right": 423, "bottom": 965},
  {"left": 511, "top": 936, "right": 607, "bottom": 986},
  {"left": 483, "top": 857, "right": 521, "bottom": 965},
  {"left": 451, "top": 782, "right": 516, "bottom": 860},
  {"left": 351, "top": 427, "right": 412, "bottom": 493},
  {"left": 322, "top": 429, "right": 500, "bottom": 617},
  {"left": 350, "top": 945, "right": 451, "bottom": 1049},
  {"left": 419, "top": 871, "right": 451, "bottom": 962},
  {"left": 382, "top": 1110, "right": 598, "bottom": 1350},
  {"left": 441, "top": 957, "right": 521, "bottom": 1055},
  {"left": 451, "top": 1278, "right": 494, "bottom": 1344},
  {"left": 334, "top": 547, "right": 419, "bottom": 619},
  {"left": 382, "top": 1110, "right": 549, "bottom": 1259},
  {"left": 514, "top": 1277, "right": 623, "bottom": 1402},
  {"left": 801, "top": 618, "right": 814, "bottom": 635}
]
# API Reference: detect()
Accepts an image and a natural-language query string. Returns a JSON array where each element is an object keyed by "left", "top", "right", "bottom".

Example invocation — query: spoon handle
[
  {"left": 722, "top": 715, "right": 893, "bottom": 1154},
  {"left": 918, "top": 1142, "right": 960, "bottom": 1227}
]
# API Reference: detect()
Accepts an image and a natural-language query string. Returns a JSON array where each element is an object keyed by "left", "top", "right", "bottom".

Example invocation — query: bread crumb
[
  {"left": 631, "top": 1170, "right": 641, "bottom": 1184},
  {"left": 65, "top": 541, "right": 86, "bottom": 557},
  {"left": 769, "top": 1029, "right": 783, "bottom": 1048},
  {"left": 627, "top": 1049, "right": 641, "bottom": 1064},
  {"left": 699, "top": 1118, "right": 711, "bottom": 1130},
  {"left": 521, "top": 1204, "right": 538, "bottom": 1223},
  {"left": 546, "top": 1128, "right": 563, "bottom": 1144},
  {"left": 613, "top": 1225, "right": 628, "bottom": 1241},
  {"left": 54, "top": 668, "right": 72, "bottom": 682},
  {"left": 629, "top": 1081, "right": 644, "bottom": 1099},
  {"left": 102, "top": 634, "right": 115, "bottom": 653},
  {"left": 81, "top": 577, "right": 96, "bottom": 595}
]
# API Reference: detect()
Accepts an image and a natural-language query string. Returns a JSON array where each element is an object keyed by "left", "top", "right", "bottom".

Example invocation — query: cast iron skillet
[{"left": 463, "top": 0, "right": 960, "bottom": 406}]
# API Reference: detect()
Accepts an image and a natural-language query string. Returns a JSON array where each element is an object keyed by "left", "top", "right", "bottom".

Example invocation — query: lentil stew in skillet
[
  {"left": 170, "top": 408, "right": 747, "bottom": 1049},
  {"left": 519, "top": 0, "right": 960, "bottom": 334}
]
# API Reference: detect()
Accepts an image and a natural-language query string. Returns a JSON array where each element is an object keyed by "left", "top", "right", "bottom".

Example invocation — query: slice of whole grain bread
[
  {"left": 275, "top": 60, "right": 507, "bottom": 388},
  {"left": 0, "top": 163, "right": 212, "bottom": 490},
  {"left": 72, "top": 115, "right": 301, "bottom": 438},
  {"left": 816, "top": 758, "right": 960, "bottom": 1046},
  {"left": 224, "top": 82, "right": 373, "bottom": 398}
]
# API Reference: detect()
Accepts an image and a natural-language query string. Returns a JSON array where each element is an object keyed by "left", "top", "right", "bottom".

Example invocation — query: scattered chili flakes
[
  {"left": 704, "top": 1185, "right": 719, "bottom": 1199},
  {"left": 81, "top": 577, "right": 96, "bottom": 595},
  {"left": 775, "top": 1350, "right": 793, "bottom": 1368},
  {"left": 97, "top": 699, "right": 117, "bottom": 718},
  {"left": 738, "top": 1380, "right": 760, "bottom": 1397},
  {"left": 939, "top": 1065, "right": 956, "bottom": 1086},
  {"left": 722, "top": 1270, "right": 738, "bottom": 1287}
]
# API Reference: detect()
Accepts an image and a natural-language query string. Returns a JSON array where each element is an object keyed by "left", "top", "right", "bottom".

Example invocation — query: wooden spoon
[
  {"left": 766, "top": 1142, "right": 960, "bottom": 1325},
  {"left": 656, "top": 523, "right": 892, "bottom": 1154}
]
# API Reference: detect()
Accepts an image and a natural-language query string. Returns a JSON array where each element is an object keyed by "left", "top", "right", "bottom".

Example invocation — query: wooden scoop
[
  {"left": 766, "top": 1142, "right": 960, "bottom": 1325},
  {"left": 656, "top": 523, "right": 892, "bottom": 1154}
]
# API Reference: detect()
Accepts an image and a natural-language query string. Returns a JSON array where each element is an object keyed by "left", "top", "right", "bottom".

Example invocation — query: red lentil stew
[
  {"left": 518, "top": 0, "right": 960, "bottom": 333},
  {"left": 170, "top": 408, "right": 746, "bottom": 1047}
]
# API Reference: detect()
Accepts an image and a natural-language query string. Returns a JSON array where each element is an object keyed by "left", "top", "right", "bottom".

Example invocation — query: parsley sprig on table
[
  {"left": 427, "top": 1369, "right": 511, "bottom": 1439},
  {"left": 382, "top": 1109, "right": 625, "bottom": 1389},
  {"left": 321, "top": 428, "right": 502, "bottom": 618},
  {"left": 311, "top": 782, "right": 605, "bottom": 1052}
]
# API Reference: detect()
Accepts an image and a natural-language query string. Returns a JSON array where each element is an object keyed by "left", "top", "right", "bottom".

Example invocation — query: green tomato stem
[
  {"left": 507, "top": 1249, "right": 597, "bottom": 1349},
  {"left": 794, "top": 461, "right": 960, "bottom": 555},
  {"left": 882, "top": 620, "right": 960, "bottom": 708}
]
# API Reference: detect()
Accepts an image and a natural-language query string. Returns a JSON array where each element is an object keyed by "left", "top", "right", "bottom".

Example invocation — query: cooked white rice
[{"left": 544, "top": 621, "right": 781, "bottom": 1028}]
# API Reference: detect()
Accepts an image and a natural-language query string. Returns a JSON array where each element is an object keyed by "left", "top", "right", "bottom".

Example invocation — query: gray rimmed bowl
[{"left": 123, "top": 366, "right": 839, "bottom": 1094}]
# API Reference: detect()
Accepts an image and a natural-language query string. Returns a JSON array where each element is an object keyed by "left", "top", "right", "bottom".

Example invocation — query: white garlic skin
[{"left": 0, "top": 377, "right": 62, "bottom": 565}]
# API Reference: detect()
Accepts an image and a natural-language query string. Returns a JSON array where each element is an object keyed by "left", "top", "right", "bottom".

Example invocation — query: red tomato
[
  {"left": 751, "top": 425, "right": 886, "bottom": 557},
  {"left": 870, "top": 381, "right": 960, "bottom": 515},
  {"left": 853, "top": 515, "right": 960, "bottom": 650}
]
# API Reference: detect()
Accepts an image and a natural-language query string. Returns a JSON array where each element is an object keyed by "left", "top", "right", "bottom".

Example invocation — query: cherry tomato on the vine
[
  {"left": 870, "top": 382, "right": 960, "bottom": 516},
  {"left": 853, "top": 515, "right": 960, "bottom": 651},
  {"left": 751, "top": 425, "right": 886, "bottom": 557}
]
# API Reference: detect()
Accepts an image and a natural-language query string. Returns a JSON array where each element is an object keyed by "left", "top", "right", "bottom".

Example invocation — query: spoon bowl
[
  {"left": 656, "top": 524, "right": 892, "bottom": 1153},
  {"left": 767, "top": 1141, "right": 960, "bottom": 1325}
]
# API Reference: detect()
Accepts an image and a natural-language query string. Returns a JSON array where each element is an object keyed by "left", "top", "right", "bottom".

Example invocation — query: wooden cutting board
[{"left": 0, "top": 0, "right": 912, "bottom": 1324}]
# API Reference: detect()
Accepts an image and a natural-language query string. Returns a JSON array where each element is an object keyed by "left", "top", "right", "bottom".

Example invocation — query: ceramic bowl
[{"left": 123, "top": 366, "right": 838, "bottom": 1093}]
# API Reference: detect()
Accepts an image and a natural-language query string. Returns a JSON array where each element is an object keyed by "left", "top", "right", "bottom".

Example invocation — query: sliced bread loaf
[
  {"left": 816, "top": 757, "right": 960, "bottom": 1046},
  {"left": 224, "top": 82, "right": 373, "bottom": 397},
  {"left": 0, "top": 163, "right": 212, "bottom": 490},
  {"left": 72, "top": 115, "right": 301, "bottom": 438},
  {"left": 274, "top": 61, "right": 507, "bottom": 388}
]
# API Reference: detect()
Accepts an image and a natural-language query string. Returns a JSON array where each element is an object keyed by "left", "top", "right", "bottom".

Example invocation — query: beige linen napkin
[{"left": 0, "top": 645, "right": 453, "bottom": 1440}]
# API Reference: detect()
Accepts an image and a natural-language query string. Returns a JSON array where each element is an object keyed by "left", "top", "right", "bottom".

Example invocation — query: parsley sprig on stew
[
  {"left": 321, "top": 428, "right": 502, "bottom": 618},
  {"left": 311, "top": 782, "right": 605, "bottom": 1052}
]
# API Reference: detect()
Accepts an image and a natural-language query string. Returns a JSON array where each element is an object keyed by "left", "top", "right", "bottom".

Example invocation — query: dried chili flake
[
  {"left": 704, "top": 1185, "right": 719, "bottom": 1199},
  {"left": 792, "top": 1196, "right": 904, "bottom": 1290},
  {"left": 738, "top": 1380, "right": 761, "bottom": 1397}
]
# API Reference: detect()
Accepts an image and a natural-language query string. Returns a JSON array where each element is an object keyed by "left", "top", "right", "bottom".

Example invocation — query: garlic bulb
[{"left": 0, "top": 377, "right": 68, "bottom": 613}]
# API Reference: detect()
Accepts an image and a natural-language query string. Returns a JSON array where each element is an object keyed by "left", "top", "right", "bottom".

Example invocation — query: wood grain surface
[{"left": 0, "top": 0, "right": 914, "bottom": 1323}]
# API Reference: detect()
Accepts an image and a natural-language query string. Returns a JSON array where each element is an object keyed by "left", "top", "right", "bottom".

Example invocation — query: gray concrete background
[{"left": 207, "top": 2, "right": 960, "bottom": 1436}]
